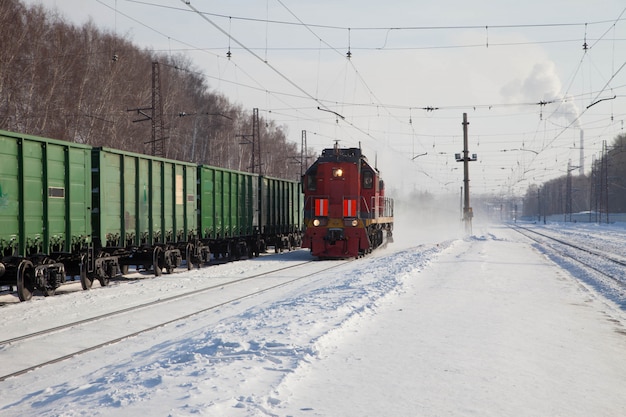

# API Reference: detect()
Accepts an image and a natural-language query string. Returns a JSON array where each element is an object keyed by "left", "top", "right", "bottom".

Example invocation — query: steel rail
[
  {"left": 0, "top": 259, "right": 351, "bottom": 382},
  {"left": 0, "top": 259, "right": 316, "bottom": 347},
  {"left": 510, "top": 224, "right": 626, "bottom": 289}
]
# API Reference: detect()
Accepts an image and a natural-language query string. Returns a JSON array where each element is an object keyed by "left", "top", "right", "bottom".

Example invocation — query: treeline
[
  {"left": 521, "top": 133, "right": 626, "bottom": 219},
  {"left": 0, "top": 0, "right": 304, "bottom": 180}
]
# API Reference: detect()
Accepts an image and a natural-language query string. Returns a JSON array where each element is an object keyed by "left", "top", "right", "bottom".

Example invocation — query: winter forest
[
  {"left": 0, "top": 0, "right": 304, "bottom": 181},
  {"left": 520, "top": 133, "right": 626, "bottom": 220}
]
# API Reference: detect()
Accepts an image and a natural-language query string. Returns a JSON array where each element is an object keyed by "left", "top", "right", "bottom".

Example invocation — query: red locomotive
[{"left": 301, "top": 144, "right": 393, "bottom": 258}]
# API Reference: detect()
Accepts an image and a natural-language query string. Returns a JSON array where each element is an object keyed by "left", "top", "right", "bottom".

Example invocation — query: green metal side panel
[
  {"left": 123, "top": 155, "right": 138, "bottom": 245},
  {"left": 174, "top": 164, "right": 182, "bottom": 239},
  {"left": 275, "top": 179, "right": 281, "bottom": 231},
  {"left": 252, "top": 175, "right": 259, "bottom": 232},
  {"left": 93, "top": 148, "right": 197, "bottom": 247},
  {"left": 230, "top": 172, "right": 257, "bottom": 238},
  {"left": 151, "top": 161, "right": 163, "bottom": 243},
  {"left": 273, "top": 179, "right": 280, "bottom": 233},
  {"left": 278, "top": 180, "right": 284, "bottom": 232},
  {"left": 199, "top": 166, "right": 215, "bottom": 239},
  {"left": 0, "top": 135, "right": 19, "bottom": 255},
  {"left": 46, "top": 144, "right": 66, "bottom": 250},
  {"left": 221, "top": 171, "right": 229, "bottom": 237},
  {"left": 281, "top": 180, "right": 287, "bottom": 232},
  {"left": 167, "top": 163, "right": 196, "bottom": 243},
  {"left": 162, "top": 162, "right": 173, "bottom": 242},
  {"left": 286, "top": 182, "right": 291, "bottom": 230},
  {"left": 249, "top": 175, "right": 256, "bottom": 234},
  {"left": 292, "top": 181, "right": 303, "bottom": 230},
  {"left": 207, "top": 168, "right": 215, "bottom": 239},
  {"left": 240, "top": 174, "right": 250, "bottom": 236},
  {"left": 286, "top": 180, "right": 302, "bottom": 232},
  {"left": 22, "top": 140, "right": 44, "bottom": 253},
  {"left": 258, "top": 176, "right": 302, "bottom": 235},
  {"left": 44, "top": 143, "right": 90, "bottom": 252},
  {"left": 198, "top": 165, "right": 259, "bottom": 240},
  {"left": 215, "top": 169, "right": 224, "bottom": 237},
  {"left": 137, "top": 158, "right": 150, "bottom": 244},
  {"left": 68, "top": 147, "right": 92, "bottom": 249},
  {"left": 229, "top": 171, "right": 237, "bottom": 237},
  {"left": 267, "top": 178, "right": 273, "bottom": 233},
  {"left": 185, "top": 165, "right": 197, "bottom": 239},
  {"left": 94, "top": 150, "right": 123, "bottom": 246},
  {"left": 288, "top": 182, "right": 296, "bottom": 229},
  {"left": 0, "top": 131, "right": 91, "bottom": 257},
  {"left": 228, "top": 172, "right": 232, "bottom": 237},
  {"left": 279, "top": 180, "right": 286, "bottom": 232},
  {"left": 258, "top": 177, "right": 267, "bottom": 233}
]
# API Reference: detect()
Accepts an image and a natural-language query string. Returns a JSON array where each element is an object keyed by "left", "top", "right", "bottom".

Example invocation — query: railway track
[
  {"left": 510, "top": 224, "right": 626, "bottom": 290},
  {"left": 0, "top": 255, "right": 351, "bottom": 382},
  {"left": 0, "top": 255, "right": 276, "bottom": 303}
]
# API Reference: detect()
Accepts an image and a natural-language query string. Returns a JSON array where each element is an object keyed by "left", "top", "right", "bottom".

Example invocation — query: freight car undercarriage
[
  {"left": 1, "top": 253, "right": 74, "bottom": 301},
  {"left": 0, "top": 241, "right": 210, "bottom": 301},
  {"left": 79, "top": 240, "right": 213, "bottom": 290},
  {"left": 0, "top": 231, "right": 302, "bottom": 301}
]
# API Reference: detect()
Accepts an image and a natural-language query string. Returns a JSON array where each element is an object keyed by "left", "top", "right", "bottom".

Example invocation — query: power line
[
  {"left": 86, "top": 1, "right": 626, "bottom": 193},
  {"left": 180, "top": 0, "right": 387, "bottom": 146},
  {"left": 128, "top": 1, "right": 626, "bottom": 33}
]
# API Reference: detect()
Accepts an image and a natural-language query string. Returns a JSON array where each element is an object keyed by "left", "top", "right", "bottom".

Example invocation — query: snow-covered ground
[{"left": 2, "top": 214, "right": 626, "bottom": 416}]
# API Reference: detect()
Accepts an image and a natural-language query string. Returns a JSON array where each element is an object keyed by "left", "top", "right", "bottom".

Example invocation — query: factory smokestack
[{"left": 579, "top": 129, "right": 584, "bottom": 176}]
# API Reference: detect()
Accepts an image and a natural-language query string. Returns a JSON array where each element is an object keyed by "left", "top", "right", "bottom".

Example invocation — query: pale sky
[{"left": 21, "top": 0, "right": 626, "bottom": 197}]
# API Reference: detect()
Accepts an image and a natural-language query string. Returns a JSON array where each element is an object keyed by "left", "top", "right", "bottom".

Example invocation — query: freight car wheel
[
  {"left": 41, "top": 287, "right": 56, "bottom": 297},
  {"left": 186, "top": 243, "right": 194, "bottom": 270},
  {"left": 80, "top": 255, "right": 94, "bottom": 290},
  {"left": 17, "top": 260, "right": 35, "bottom": 302},
  {"left": 98, "top": 275, "right": 110, "bottom": 287},
  {"left": 153, "top": 247, "right": 163, "bottom": 277}
]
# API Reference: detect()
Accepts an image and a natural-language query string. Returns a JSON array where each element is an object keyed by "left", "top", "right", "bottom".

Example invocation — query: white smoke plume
[{"left": 501, "top": 61, "right": 581, "bottom": 128}]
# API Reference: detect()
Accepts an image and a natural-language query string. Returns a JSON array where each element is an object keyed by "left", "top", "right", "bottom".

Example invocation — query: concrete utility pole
[{"left": 455, "top": 113, "right": 477, "bottom": 235}]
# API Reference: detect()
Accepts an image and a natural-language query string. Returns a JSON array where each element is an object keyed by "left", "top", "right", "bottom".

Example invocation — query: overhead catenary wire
[
  {"left": 61, "top": 1, "right": 626, "bottom": 194},
  {"left": 180, "top": 0, "right": 334, "bottom": 115},
  {"left": 107, "top": 1, "right": 625, "bottom": 118},
  {"left": 128, "top": 0, "right": 626, "bottom": 33}
]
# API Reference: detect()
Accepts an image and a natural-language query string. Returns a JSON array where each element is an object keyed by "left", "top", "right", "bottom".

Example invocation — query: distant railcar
[
  {"left": 198, "top": 165, "right": 257, "bottom": 259},
  {"left": 301, "top": 144, "right": 393, "bottom": 258},
  {"left": 260, "top": 175, "right": 303, "bottom": 252}
]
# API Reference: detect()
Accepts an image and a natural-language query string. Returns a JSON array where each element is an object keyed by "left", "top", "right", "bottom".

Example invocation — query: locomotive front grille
[{"left": 324, "top": 228, "right": 345, "bottom": 243}]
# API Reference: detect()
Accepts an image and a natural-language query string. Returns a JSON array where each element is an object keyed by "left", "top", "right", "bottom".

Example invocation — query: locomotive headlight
[
  {"left": 332, "top": 168, "right": 343, "bottom": 177},
  {"left": 313, "top": 219, "right": 321, "bottom": 227},
  {"left": 351, "top": 219, "right": 358, "bottom": 227}
]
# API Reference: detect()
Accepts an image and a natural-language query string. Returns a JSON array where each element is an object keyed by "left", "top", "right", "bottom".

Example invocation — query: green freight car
[
  {"left": 260, "top": 175, "right": 303, "bottom": 252},
  {"left": 0, "top": 130, "right": 92, "bottom": 301},
  {"left": 197, "top": 166, "right": 303, "bottom": 259},
  {"left": 84, "top": 147, "right": 210, "bottom": 288},
  {"left": 198, "top": 165, "right": 258, "bottom": 259},
  {"left": 0, "top": 128, "right": 303, "bottom": 302}
]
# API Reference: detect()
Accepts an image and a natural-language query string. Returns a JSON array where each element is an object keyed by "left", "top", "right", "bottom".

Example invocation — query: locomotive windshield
[
  {"left": 306, "top": 168, "right": 317, "bottom": 191},
  {"left": 362, "top": 170, "right": 374, "bottom": 189}
]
